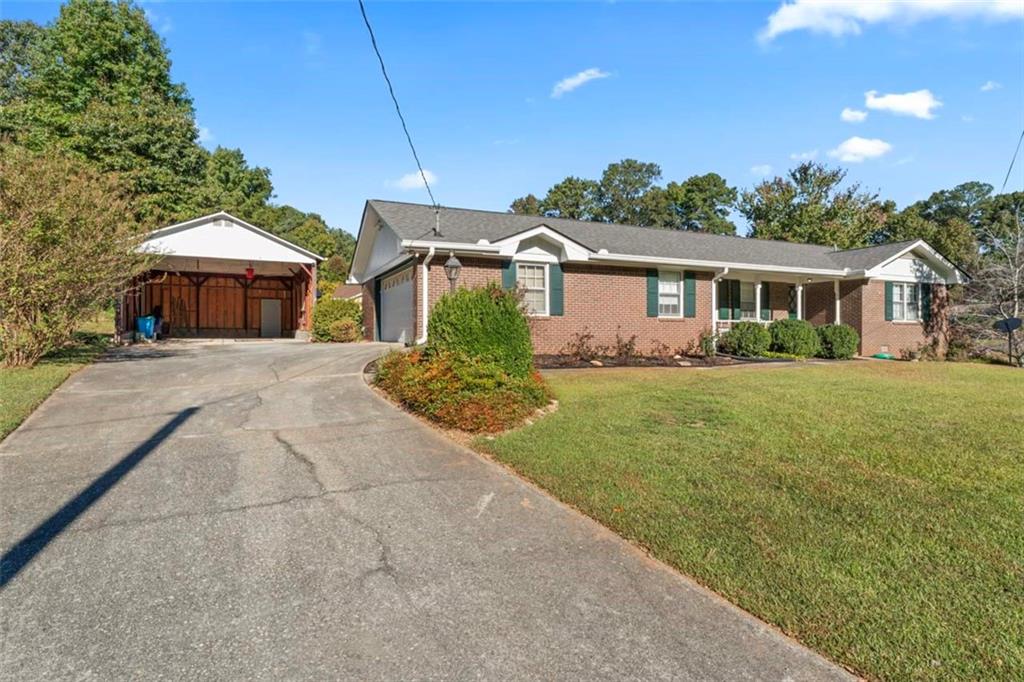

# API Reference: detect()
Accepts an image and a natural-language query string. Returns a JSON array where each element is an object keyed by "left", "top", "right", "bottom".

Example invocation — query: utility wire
[
  {"left": 358, "top": 0, "right": 438, "bottom": 209},
  {"left": 1001, "top": 127, "right": 1024, "bottom": 193}
]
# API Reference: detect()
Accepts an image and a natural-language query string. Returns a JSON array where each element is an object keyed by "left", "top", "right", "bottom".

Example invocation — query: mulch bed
[{"left": 534, "top": 354, "right": 746, "bottom": 369}]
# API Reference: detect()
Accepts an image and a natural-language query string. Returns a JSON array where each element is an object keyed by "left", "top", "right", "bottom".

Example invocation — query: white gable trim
[
  {"left": 143, "top": 212, "right": 322, "bottom": 263},
  {"left": 862, "top": 240, "right": 966, "bottom": 284},
  {"left": 490, "top": 224, "right": 592, "bottom": 261}
]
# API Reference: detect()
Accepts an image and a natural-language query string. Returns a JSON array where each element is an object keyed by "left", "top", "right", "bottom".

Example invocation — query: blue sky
[{"left": 6, "top": 1, "right": 1023, "bottom": 234}]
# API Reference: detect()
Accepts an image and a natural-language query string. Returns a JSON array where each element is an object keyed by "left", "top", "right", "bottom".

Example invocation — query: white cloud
[
  {"left": 197, "top": 126, "right": 214, "bottom": 144},
  {"left": 392, "top": 169, "right": 438, "bottom": 191},
  {"left": 840, "top": 107, "right": 867, "bottom": 123},
  {"left": 980, "top": 80, "right": 1003, "bottom": 92},
  {"left": 865, "top": 89, "right": 942, "bottom": 119},
  {"left": 551, "top": 68, "right": 610, "bottom": 98},
  {"left": 828, "top": 136, "right": 893, "bottom": 163},
  {"left": 961, "top": 114, "right": 975, "bottom": 123},
  {"left": 750, "top": 164, "right": 774, "bottom": 176},
  {"left": 759, "top": 0, "right": 1023, "bottom": 43},
  {"left": 789, "top": 149, "right": 818, "bottom": 161}
]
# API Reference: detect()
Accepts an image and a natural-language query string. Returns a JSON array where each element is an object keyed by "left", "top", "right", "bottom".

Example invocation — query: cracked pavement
[{"left": 0, "top": 341, "right": 851, "bottom": 680}]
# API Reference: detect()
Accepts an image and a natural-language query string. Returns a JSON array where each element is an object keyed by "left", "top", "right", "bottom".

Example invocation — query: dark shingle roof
[{"left": 368, "top": 200, "right": 911, "bottom": 272}]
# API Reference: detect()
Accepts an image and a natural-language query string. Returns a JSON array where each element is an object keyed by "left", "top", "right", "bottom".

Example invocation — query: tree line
[
  {"left": 0, "top": 0, "right": 354, "bottom": 283},
  {"left": 510, "top": 159, "right": 1022, "bottom": 273}
]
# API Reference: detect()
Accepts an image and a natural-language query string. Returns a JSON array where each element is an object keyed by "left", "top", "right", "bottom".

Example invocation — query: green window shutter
[
  {"left": 646, "top": 269, "right": 658, "bottom": 317},
  {"left": 683, "top": 271, "right": 696, "bottom": 318},
  {"left": 730, "top": 280, "right": 742, "bottom": 322},
  {"left": 788, "top": 286, "right": 797, "bottom": 319},
  {"left": 549, "top": 263, "right": 564, "bottom": 316},
  {"left": 920, "top": 283, "right": 932, "bottom": 323},
  {"left": 884, "top": 281, "right": 894, "bottom": 321},
  {"left": 718, "top": 280, "right": 731, "bottom": 320},
  {"left": 501, "top": 260, "right": 516, "bottom": 290},
  {"left": 760, "top": 282, "right": 771, "bottom": 321}
]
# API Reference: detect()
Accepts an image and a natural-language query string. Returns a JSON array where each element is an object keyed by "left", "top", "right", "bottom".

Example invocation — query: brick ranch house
[{"left": 349, "top": 200, "right": 968, "bottom": 357}]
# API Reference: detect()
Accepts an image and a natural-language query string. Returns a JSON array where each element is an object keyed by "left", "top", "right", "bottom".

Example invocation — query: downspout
[{"left": 415, "top": 247, "right": 435, "bottom": 345}]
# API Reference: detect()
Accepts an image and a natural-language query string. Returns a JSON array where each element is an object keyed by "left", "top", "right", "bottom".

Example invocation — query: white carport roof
[{"left": 141, "top": 211, "right": 323, "bottom": 264}]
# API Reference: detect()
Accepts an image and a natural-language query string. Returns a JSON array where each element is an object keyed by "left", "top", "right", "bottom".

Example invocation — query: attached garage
[
  {"left": 378, "top": 266, "right": 414, "bottom": 343},
  {"left": 117, "top": 212, "right": 322, "bottom": 341}
]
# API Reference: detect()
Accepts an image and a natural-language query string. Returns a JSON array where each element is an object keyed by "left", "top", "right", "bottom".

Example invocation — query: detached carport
[{"left": 117, "top": 212, "right": 322, "bottom": 340}]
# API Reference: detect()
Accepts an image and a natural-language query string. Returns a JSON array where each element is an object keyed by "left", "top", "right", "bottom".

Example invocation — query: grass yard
[
  {"left": 1, "top": 309, "right": 114, "bottom": 440},
  {"left": 475, "top": 362, "right": 1023, "bottom": 681}
]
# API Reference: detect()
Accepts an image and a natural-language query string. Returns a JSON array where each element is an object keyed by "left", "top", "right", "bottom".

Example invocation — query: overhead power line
[
  {"left": 1002, "top": 128, "right": 1024, "bottom": 193},
  {"left": 357, "top": 0, "right": 438, "bottom": 209}
]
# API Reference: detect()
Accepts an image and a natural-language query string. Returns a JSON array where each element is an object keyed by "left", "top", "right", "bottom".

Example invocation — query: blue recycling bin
[{"left": 136, "top": 315, "right": 156, "bottom": 339}]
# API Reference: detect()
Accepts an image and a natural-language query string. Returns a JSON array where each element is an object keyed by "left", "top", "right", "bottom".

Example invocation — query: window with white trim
[
  {"left": 516, "top": 263, "right": 547, "bottom": 315},
  {"left": 740, "top": 282, "right": 757, "bottom": 320},
  {"left": 658, "top": 271, "right": 680, "bottom": 316},
  {"left": 892, "top": 282, "right": 920, "bottom": 321}
]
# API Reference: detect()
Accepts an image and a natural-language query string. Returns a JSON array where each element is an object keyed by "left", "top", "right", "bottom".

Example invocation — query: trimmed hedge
[
  {"left": 427, "top": 283, "right": 533, "bottom": 378},
  {"left": 769, "top": 319, "right": 821, "bottom": 358},
  {"left": 817, "top": 324, "right": 860, "bottom": 359},
  {"left": 312, "top": 298, "right": 361, "bottom": 342},
  {"left": 374, "top": 350, "right": 550, "bottom": 433},
  {"left": 718, "top": 321, "right": 771, "bottom": 357}
]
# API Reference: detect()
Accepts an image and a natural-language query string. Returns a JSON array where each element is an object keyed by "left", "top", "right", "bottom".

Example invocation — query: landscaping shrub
[
  {"left": 769, "top": 319, "right": 821, "bottom": 357},
  {"left": 374, "top": 350, "right": 551, "bottom": 433},
  {"left": 427, "top": 283, "right": 533, "bottom": 378},
  {"left": 817, "top": 324, "right": 860, "bottom": 359},
  {"left": 312, "top": 298, "right": 361, "bottom": 342},
  {"left": 718, "top": 321, "right": 771, "bottom": 357},
  {"left": 328, "top": 318, "right": 360, "bottom": 343}
]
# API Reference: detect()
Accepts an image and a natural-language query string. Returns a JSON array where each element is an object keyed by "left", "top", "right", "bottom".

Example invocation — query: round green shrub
[
  {"left": 312, "top": 297, "right": 361, "bottom": 342},
  {"left": 718, "top": 321, "right": 771, "bottom": 357},
  {"left": 817, "top": 323, "right": 860, "bottom": 359},
  {"left": 328, "top": 318, "right": 360, "bottom": 343},
  {"left": 427, "top": 283, "right": 533, "bottom": 378},
  {"left": 769, "top": 318, "right": 821, "bottom": 357}
]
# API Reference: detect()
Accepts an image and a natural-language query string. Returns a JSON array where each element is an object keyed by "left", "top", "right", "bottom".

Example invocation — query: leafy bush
[
  {"left": 817, "top": 324, "right": 860, "bottom": 360},
  {"left": 718, "top": 322, "right": 771, "bottom": 357},
  {"left": 312, "top": 297, "right": 361, "bottom": 342},
  {"left": 769, "top": 319, "right": 821, "bottom": 357},
  {"left": 427, "top": 283, "right": 533, "bottom": 378},
  {"left": 328, "top": 318, "right": 360, "bottom": 343},
  {"left": 375, "top": 350, "right": 551, "bottom": 433}
]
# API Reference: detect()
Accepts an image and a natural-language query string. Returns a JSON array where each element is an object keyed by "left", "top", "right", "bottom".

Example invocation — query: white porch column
[
  {"left": 833, "top": 280, "right": 841, "bottom": 325},
  {"left": 711, "top": 278, "right": 719, "bottom": 334},
  {"left": 796, "top": 283, "right": 804, "bottom": 320},
  {"left": 754, "top": 281, "right": 762, "bottom": 322}
]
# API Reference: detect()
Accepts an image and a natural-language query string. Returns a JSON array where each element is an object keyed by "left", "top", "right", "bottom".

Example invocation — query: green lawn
[
  {"left": 475, "top": 362, "right": 1024, "bottom": 681},
  {"left": 0, "top": 310, "right": 113, "bottom": 440}
]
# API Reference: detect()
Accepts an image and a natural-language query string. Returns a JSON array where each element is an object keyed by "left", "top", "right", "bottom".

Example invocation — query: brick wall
[
  {"left": 418, "top": 259, "right": 713, "bottom": 354},
  {"left": 858, "top": 280, "right": 947, "bottom": 356},
  {"left": 360, "top": 282, "right": 376, "bottom": 341}
]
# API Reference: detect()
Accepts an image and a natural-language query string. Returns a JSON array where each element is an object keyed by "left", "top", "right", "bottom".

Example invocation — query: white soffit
[{"left": 143, "top": 215, "right": 317, "bottom": 265}]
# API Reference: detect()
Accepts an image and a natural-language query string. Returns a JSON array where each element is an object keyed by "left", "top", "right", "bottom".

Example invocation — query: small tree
[
  {"left": 0, "top": 143, "right": 152, "bottom": 367},
  {"left": 961, "top": 194, "right": 1024, "bottom": 366}
]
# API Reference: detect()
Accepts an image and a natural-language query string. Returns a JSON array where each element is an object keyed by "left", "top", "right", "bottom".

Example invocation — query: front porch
[{"left": 711, "top": 276, "right": 846, "bottom": 335}]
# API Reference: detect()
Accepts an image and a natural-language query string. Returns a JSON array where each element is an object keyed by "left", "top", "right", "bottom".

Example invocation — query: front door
[{"left": 260, "top": 298, "right": 282, "bottom": 337}]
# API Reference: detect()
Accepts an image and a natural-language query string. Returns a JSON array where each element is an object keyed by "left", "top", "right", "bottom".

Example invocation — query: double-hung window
[
  {"left": 517, "top": 263, "right": 548, "bottom": 315},
  {"left": 892, "top": 282, "right": 920, "bottom": 321},
  {"left": 739, "top": 282, "right": 757, "bottom": 320},
  {"left": 658, "top": 271, "right": 681, "bottom": 316}
]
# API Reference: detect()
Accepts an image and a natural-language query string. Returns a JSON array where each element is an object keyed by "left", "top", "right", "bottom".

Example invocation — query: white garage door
[{"left": 379, "top": 267, "right": 414, "bottom": 343}]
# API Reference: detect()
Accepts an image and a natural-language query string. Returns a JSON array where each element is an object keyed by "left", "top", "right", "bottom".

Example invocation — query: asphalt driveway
[{"left": 0, "top": 341, "right": 850, "bottom": 680}]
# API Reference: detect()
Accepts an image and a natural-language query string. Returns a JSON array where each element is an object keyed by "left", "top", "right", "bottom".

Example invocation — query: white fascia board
[
  {"left": 863, "top": 240, "right": 967, "bottom": 284},
  {"left": 490, "top": 225, "right": 592, "bottom": 261},
  {"left": 589, "top": 252, "right": 850, "bottom": 277},
  {"left": 401, "top": 240, "right": 502, "bottom": 255}
]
